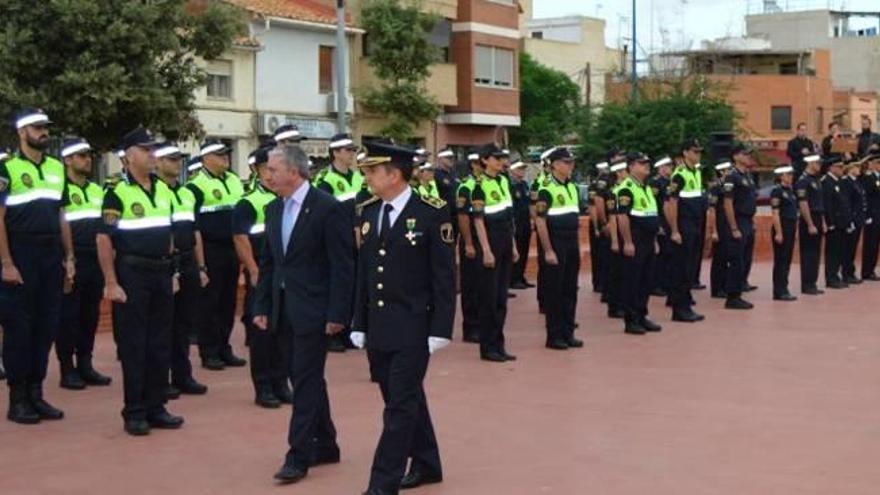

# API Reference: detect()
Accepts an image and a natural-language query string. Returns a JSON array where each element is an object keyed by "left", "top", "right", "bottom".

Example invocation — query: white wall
[{"left": 254, "top": 21, "right": 351, "bottom": 116}]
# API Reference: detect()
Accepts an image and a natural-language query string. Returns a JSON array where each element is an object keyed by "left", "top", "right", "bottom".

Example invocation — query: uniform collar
[
  {"left": 202, "top": 166, "right": 225, "bottom": 180},
  {"left": 383, "top": 186, "right": 412, "bottom": 212},
  {"left": 16, "top": 151, "right": 47, "bottom": 167}
]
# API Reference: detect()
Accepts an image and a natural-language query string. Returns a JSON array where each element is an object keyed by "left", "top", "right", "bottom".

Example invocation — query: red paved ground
[{"left": 2, "top": 262, "right": 880, "bottom": 495}]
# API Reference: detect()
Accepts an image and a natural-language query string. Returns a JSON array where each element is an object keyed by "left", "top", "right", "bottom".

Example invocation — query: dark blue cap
[
  {"left": 361, "top": 140, "right": 417, "bottom": 170},
  {"left": 547, "top": 147, "right": 574, "bottom": 162},
  {"left": 329, "top": 133, "right": 357, "bottom": 150},
  {"left": 273, "top": 124, "right": 303, "bottom": 142},
  {"left": 120, "top": 126, "right": 158, "bottom": 150},
  {"left": 479, "top": 143, "right": 506, "bottom": 159},
  {"left": 60, "top": 137, "right": 92, "bottom": 158},
  {"left": 680, "top": 138, "right": 704, "bottom": 153},
  {"left": 626, "top": 151, "right": 650, "bottom": 164},
  {"left": 15, "top": 107, "right": 53, "bottom": 129},
  {"left": 248, "top": 145, "right": 272, "bottom": 167}
]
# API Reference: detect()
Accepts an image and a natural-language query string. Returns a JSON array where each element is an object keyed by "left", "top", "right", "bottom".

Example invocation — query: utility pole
[
  {"left": 335, "top": 0, "right": 348, "bottom": 132},
  {"left": 631, "top": 0, "right": 638, "bottom": 101}
]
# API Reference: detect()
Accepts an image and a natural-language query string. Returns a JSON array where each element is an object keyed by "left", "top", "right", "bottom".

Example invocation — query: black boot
[
  {"left": 77, "top": 356, "right": 112, "bottom": 386},
  {"left": 273, "top": 379, "right": 293, "bottom": 404},
  {"left": 255, "top": 383, "right": 281, "bottom": 408},
  {"left": 28, "top": 383, "right": 64, "bottom": 420},
  {"left": 59, "top": 360, "right": 86, "bottom": 390},
  {"left": 7, "top": 385, "right": 40, "bottom": 424},
  {"left": 0, "top": 359, "right": 5, "bottom": 381}
]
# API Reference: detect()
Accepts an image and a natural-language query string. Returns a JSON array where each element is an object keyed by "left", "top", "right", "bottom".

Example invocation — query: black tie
[{"left": 379, "top": 203, "right": 393, "bottom": 245}]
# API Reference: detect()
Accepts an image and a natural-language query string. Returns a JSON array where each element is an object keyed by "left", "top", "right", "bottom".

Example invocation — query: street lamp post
[
  {"left": 631, "top": 0, "right": 638, "bottom": 101},
  {"left": 335, "top": 0, "right": 348, "bottom": 132}
]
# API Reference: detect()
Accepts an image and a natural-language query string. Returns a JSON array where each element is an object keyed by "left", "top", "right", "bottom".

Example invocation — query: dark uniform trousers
[
  {"left": 243, "top": 282, "right": 288, "bottom": 391},
  {"left": 596, "top": 234, "right": 611, "bottom": 304},
  {"left": 56, "top": 252, "right": 103, "bottom": 367},
  {"left": 669, "top": 216, "right": 699, "bottom": 311},
  {"left": 862, "top": 220, "right": 880, "bottom": 278},
  {"left": 543, "top": 231, "right": 580, "bottom": 343},
  {"left": 825, "top": 227, "right": 844, "bottom": 284},
  {"left": 799, "top": 215, "right": 823, "bottom": 290},
  {"left": 589, "top": 226, "right": 602, "bottom": 292},
  {"left": 536, "top": 242, "right": 546, "bottom": 311},
  {"left": 652, "top": 232, "right": 672, "bottom": 293},
  {"left": 743, "top": 227, "right": 755, "bottom": 288},
  {"left": 170, "top": 252, "right": 199, "bottom": 383},
  {"left": 114, "top": 259, "right": 172, "bottom": 420},
  {"left": 458, "top": 240, "right": 480, "bottom": 340},
  {"left": 198, "top": 240, "right": 240, "bottom": 360},
  {"left": 842, "top": 225, "right": 862, "bottom": 280},
  {"left": 477, "top": 225, "right": 512, "bottom": 356},
  {"left": 623, "top": 228, "right": 656, "bottom": 323},
  {"left": 283, "top": 316, "right": 337, "bottom": 470},
  {"left": 772, "top": 218, "right": 797, "bottom": 297},
  {"left": 724, "top": 216, "right": 754, "bottom": 298},
  {"left": 367, "top": 346, "right": 441, "bottom": 493},
  {"left": 0, "top": 239, "right": 63, "bottom": 388},
  {"left": 692, "top": 212, "right": 707, "bottom": 286},
  {"left": 510, "top": 211, "right": 531, "bottom": 284},
  {"left": 710, "top": 222, "right": 727, "bottom": 295}
]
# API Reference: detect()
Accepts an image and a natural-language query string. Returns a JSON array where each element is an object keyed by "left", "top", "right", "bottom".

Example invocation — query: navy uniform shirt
[
  {"left": 708, "top": 178, "right": 727, "bottom": 231},
  {"left": 0, "top": 153, "right": 68, "bottom": 236},
  {"left": 722, "top": 167, "right": 758, "bottom": 221},
  {"left": 842, "top": 175, "right": 866, "bottom": 227},
  {"left": 861, "top": 171, "right": 880, "bottom": 225},
  {"left": 101, "top": 175, "right": 172, "bottom": 258},
  {"left": 821, "top": 174, "right": 851, "bottom": 230},
  {"left": 770, "top": 185, "right": 798, "bottom": 220},
  {"left": 795, "top": 172, "right": 824, "bottom": 214},
  {"left": 434, "top": 166, "right": 459, "bottom": 209},
  {"left": 510, "top": 178, "right": 531, "bottom": 222}
]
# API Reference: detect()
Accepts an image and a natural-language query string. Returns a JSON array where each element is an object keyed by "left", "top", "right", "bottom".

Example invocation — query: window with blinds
[{"left": 474, "top": 45, "right": 514, "bottom": 88}]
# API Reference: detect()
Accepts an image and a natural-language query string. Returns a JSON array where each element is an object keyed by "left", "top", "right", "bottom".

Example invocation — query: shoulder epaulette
[{"left": 420, "top": 195, "right": 446, "bottom": 209}]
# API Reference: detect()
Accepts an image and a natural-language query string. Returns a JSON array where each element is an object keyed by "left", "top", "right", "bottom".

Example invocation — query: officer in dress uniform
[
  {"left": 770, "top": 165, "right": 798, "bottom": 301},
  {"left": 841, "top": 159, "right": 865, "bottom": 284},
  {"left": 534, "top": 148, "right": 583, "bottom": 349},
  {"left": 709, "top": 161, "right": 731, "bottom": 299},
  {"left": 509, "top": 158, "right": 533, "bottom": 290},
  {"left": 314, "top": 133, "right": 364, "bottom": 353},
  {"left": 97, "top": 127, "right": 184, "bottom": 435},
  {"left": 720, "top": 144, "right": 758, "bottom": 310},
  {"left": 822, "top": 156, "right": 850, "bottom": 289},
  {"left": 233, "top": 146, "right": 291, "bottom": 408},
  {"left": 434, "top": 148, "right": 458, "bottom": 218},
  {"left": 664, "top": 139, "right": 706, "bottom": 322},
  {"left": 55, "top": 137, "right": 112, "bottom": 390},
  {"left": 795, "top": 155, "right": 825, "bottom": 295},
  {"left": 154, "top": 143, "right": 209, "bottom": 397},
  {"left": 349, "top": 142, "right": 454, "bottom": 495},
  {"left": 1, "top": 108, "right": 75, "bottom": 424},
  {"left": 861, "top": 153, "right": 880, "bottom": 280},
  {"left": 455, "top": 151, "right": 483, "bottom": 343},
  {"left": 649, "top": 156, "right": 673, "bottom": 297},
  {"left": 470, "top": 143, "right": 519, "bottom": 362},
  {"left": 186, "top": 139, "right": 247, "bottom": 370},
  {"left": 616, "top": 152, "right": 662, "bottom": 335},
  {"left": 605, "top": 159, "right": 629, "bottom": 319}
]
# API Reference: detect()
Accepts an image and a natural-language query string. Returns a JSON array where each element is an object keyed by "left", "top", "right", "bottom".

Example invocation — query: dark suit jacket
[
  {"left": 254, "top": 186, "right": 354, "bottom": 335},
  {"left": 353, "top": 193, "right": 455, "bottom": 351}
]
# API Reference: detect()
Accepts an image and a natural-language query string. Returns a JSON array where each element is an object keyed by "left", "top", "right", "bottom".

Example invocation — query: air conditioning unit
[
  {"left": 326, "top": 93, "right": 354, "bottom": 114},
  {"left": 260, "top": 113, "right": 289, "bottom": 134}
]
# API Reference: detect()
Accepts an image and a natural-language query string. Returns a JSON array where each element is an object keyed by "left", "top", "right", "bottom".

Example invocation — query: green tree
[
  {"left": 0, "top": 0, "right": 245, "bottom": 150},
  {"left": 578, "top": 77, "right": 738, "bottom": 175},
  {"left": 509, "top": 52, "right": 585, "bottom": 153},
  {"left": 358, "top": 0, "right": 441, "bottom": 142}
]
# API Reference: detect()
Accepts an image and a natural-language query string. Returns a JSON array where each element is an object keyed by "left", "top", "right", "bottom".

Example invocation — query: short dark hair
[
  {"left": 797, "top": 122, "right": 807, "bottom": 129},
  {"left": 829, "top": 122, "right": 839, "bottom": 130}
]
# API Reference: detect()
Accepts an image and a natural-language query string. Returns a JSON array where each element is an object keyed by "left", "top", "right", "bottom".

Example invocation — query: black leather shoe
[
  {"left": 545, "top": 339, "right": 568, "bottom": 350},
  {"left": 743, "top": 284, "right": 758, "bottom": 292},
  {"left": 692, "top": 283, "right": 706, "bottom": 290},
  {"left": 60, "top": 369, "right": 87, "bottom": 390},
  {"left": 510, "top": 281, "right": 529, "bottom": 290},
  {"left": 501, "top": 350, "right": 517, "bottom": 361},
  {"left": 220, "top": 351, "right": 247, "bottom": 367},
  {"left": 147, "top": 411, "right": 184, "bottom": 429},
  {"left": 565, "top": 337, "right": 584, "bottom": 348},
  {"left": 311, "top": 447, "right": 341, "bottom": 466},
  {"left": 273, "top": 464, "right": 307, "bottom": 484},
  {"left": 507, "top": 292, "right": 517, "bottom": 298},
  {"left": 202, "top": 356, "right": 225, "bottom": 371},
  {"left": 273, "top": 381, "right": 293, "bottom": 404},
  {"left": 725, "top": 297, "right": 754, "bottom": 310},
  {"left": 845, "top": 276, "right": 862, "bottom": 285},
  {"left": 78, "top": 364, "right": 112, "bottom": 386},
  {"left": 607, "top": 308, "right": 625, "bottom": 319},
  {"left": 672, "top": 310, "right": 704, "bottom": 322},
  {"left": 802, "top": 287, "right": 824, "bottom": 295},
  {"left": 773, "top": 294, "right": 797, "bottom": 301},
  {"left": 641, "top": 318, "right": 662, "bottom": 332},
  {"left": 165, "top": 385, "right": 181, "bottom": 401},
  {"left": 255, "top": 387, "right": 282, "bottom": 408},
  {"left": 29, "top": 388, "right": 64, "bottom": 420},
  {"left": 624, "top": 320, "right": 646, "bottom": 335},
  {"left": 463, "top": 333, "right": 480, "bottom": 343},
  {"left": 7, "top": 386, "right": 40, "bottom": 424},
  {"left": 827, "top": 280, "right": 847, "bottom": 289},
  {"left": 863, "top": 274, "right": 880, "bottom": 281},
  {"left": 174, "top": 377, "right": 208, "bottom": 395},
  {"left": 400, "top": 468, "right": 443, "bottom": 489},
  {"left": 481, "top": 351, "right": 507, "bottom": 363},
  {"left": 710, "top": 291, "right": 727, "bottom": 299},
  {"left": 327, "top": 337, "right": 347, "bottom": 353},
  {"left": 523, "top": 281, "right": 536, "bottom": 288},
  {"left": 124, "top": 419, "right": 150, "bottom": 436}
]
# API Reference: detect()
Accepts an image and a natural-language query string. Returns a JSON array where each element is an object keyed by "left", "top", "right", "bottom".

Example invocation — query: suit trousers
[{"left": 367, "top": 346, "right": 440, "bottom": 494}]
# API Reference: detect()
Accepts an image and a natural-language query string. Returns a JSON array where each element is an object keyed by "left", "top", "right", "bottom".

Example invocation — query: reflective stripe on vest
[
  {"left": 187, "top": 169, "right": 243, "bottom": 214},
  {"left": 112, "top": 178, "right": 174, "bottom": 231},
  {"left": 672, "top": 165, "right": 702, "bottom": 198},
  {"left": 539, "top": 176, "right": 579, "bottom": 216},
  {"left": 169, "top": 184, "right": 197, "bottom": 224},
  {"left": 65, "top": 180, "right": 104, "bottom": 222},
  {"left": 480, "top": 174, "right": 512, "bottom": 215},
  {"left": 249, "top": 224, "right": 266, "bottom": 234},
  {"left": 622, "top": 177, "right": 658, "bottom": 217},
  {"left": 242, "top": 185, "right": 275, "bottom": 236},
  {"left": 314, "top": 166, "right": 364, "bottom": 202},
  {"left": 4, "top": 156, "right": 65, "bottom": 206}
]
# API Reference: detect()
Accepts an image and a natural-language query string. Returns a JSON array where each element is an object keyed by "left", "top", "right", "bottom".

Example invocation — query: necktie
[
  {"left": 379, "top": 203, "right": 393, "bottom": 245},
  {"left": 282, "top": 197, "right": 295, "bottom": 254}
]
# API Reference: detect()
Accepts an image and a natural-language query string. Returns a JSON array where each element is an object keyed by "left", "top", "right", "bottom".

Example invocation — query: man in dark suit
[
  {"left": 252, "top": 144, "right": 354, "bottom": 485},
  {"left": 350, "top": 141, "right": 455, "bottom": 495}
]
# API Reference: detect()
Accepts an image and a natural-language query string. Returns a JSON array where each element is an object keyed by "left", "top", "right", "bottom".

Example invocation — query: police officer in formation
[
  {"left": 0, "top": 149, "right": 6, "bottom": 381},
  {"left": 232, "top": 146, "right": 291, "bottom": 408},
  {"left": 154, "top": 142, "right": 209, "bottom": 397},
  {"left": 604, "top": 159, "right": 629, "bottom": 319},
  {"left": 822, "top": 156, "right": 849, "bottom": 289},
  {"left": 587, "top": 159, "right": 610, "bottom": 294},
  {"left": 455, "top": 151, "right": 482, "bottom": 343},
  {"left": 649, "top": 156, "right": 673, "bottom": 297},
  {"left": 615, "top": 152, "right": 662, "bottom": 335},
  {"left": 720, "top": 144, "right": 758, "bottom": 310},
  {"left": 841, "top": 160, "right": 865, "bottom": 284},
  {"left": 532, "top": 150, "right": 553, "bottom": 313},
  {"left": 97, "top": 127, "right": 183, "bottom": 435},
  {"left": 187, "top": 138, "right": 246, "bottom": 370},
  {"left": 56, "top": 137, "right": 112, "bottom": 390},
  {"left": 795, "top": 154, "right": 825, "bottom": 295},
  {"left": 509, "top": 158, "right": 533, "bottom": 290},
  {"left": 708, "top": 161, "right": 730, "bottom": 298},
  {"left": 862, "top": 153, "right": 880, "bottom": 280},
  {"left": 664, "top": 139, "right": 706, "bottom": 322},
  {"left": 770, "top": 165, "right": 798, "bottom": 301},
  {"left": 533, "top": 148, "right": 583, "bottom": 349},
  {"left": 1, "top": 109, "right": 75, "bottom": 423},
  {"left": 416, "top": 162, "right": 440, "bottom": 199}
]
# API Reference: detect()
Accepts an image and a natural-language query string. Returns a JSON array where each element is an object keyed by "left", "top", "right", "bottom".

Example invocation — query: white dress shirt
[{"left": 377, "top": 186, "right": 412, "bottom": 234}]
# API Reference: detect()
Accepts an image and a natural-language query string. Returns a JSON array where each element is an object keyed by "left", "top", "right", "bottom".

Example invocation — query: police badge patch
[
  {"left": 212, "top": 189, "right": 222, "bottom": 200},
  {"left": 131, "top": 202, "right": 145, "bottom": 218},
  {"left": 491, "top": 191, "right": 501, "bottom": 201},
  {"left": 361, "top": 221, "right": 370, "bottom": 237},
  {"left": 440, "top": 222, "right": 454, "bottom": 244},
  {"left": 21, "top": 173, "right": 33, "bottom": 189},
  {"left": 619, "top": 195, "right": 631, "bottom": 207},
  {"left": 103, "top": 211, "right": 120, "bottom": 226},
  {"left": 556, "top": 194, "right": 565, "bottom": 204},
  {"left": 71, "top": 193, "right": 83, "bottom": 206}
]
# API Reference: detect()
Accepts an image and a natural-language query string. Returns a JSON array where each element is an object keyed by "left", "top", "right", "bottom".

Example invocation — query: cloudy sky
[{"left": 533, "top": 0, "right": 880, "bottom": 53}]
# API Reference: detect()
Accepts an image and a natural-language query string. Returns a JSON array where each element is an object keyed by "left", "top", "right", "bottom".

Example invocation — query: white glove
[
  {"left": 428, "top": 337, "right": 451, "bottom": 354},
  {"left": 350, "top": 331, "right": 366, "bottom": 349},
  {"left": 867, "top": 218, "right": 873, "bottom": 225},
  {"left": 847, "top": 223, "right": 856, "bottom": 234}
]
